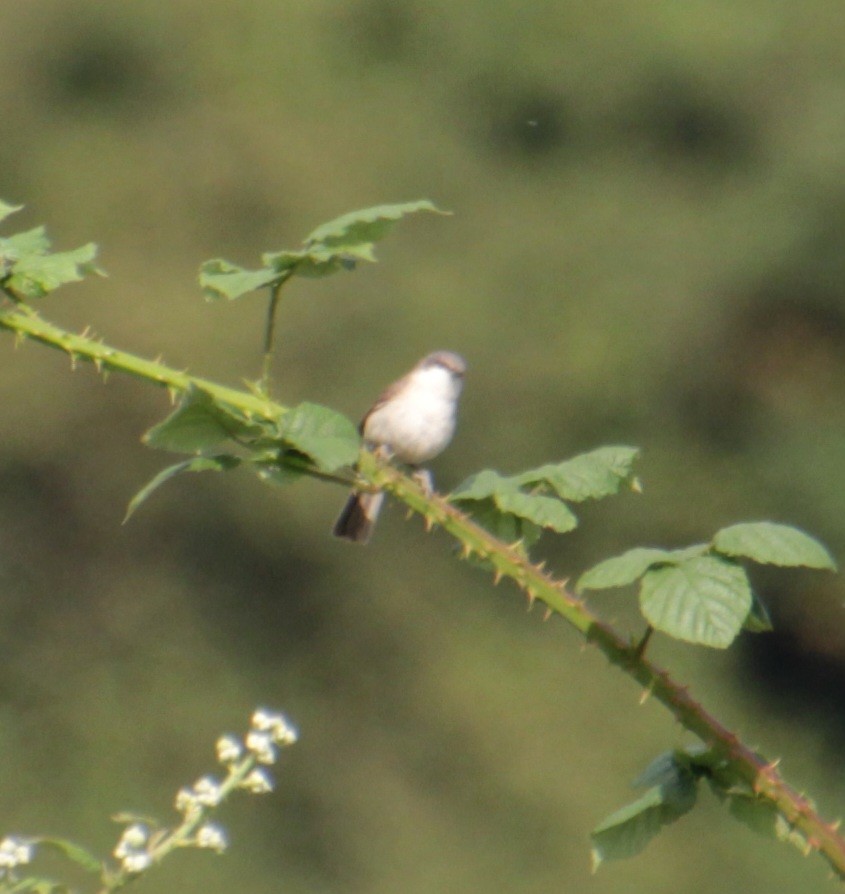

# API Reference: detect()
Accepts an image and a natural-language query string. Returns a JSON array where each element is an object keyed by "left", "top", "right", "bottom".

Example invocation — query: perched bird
[{"left": 333, "top": 350, "right": 467, "bottom": 543}]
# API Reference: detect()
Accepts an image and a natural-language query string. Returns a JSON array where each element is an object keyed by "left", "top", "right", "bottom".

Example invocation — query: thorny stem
[{"left": 2, "top": 300, "right": 845, "bottom": 881}]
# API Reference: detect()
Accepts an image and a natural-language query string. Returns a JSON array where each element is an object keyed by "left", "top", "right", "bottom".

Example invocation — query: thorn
[
  {"left": 93, "top": 356, "right": 103, "bottom": 374},
  {"left": 534, "top": 560, "right": 547, "bottom": 574},
  {"left": 101, "top": 369, "right": 110, "bottom": 384},
  {"left": 79, "top": 325, "right": 92, "bottom": 339},
  {"left": 423, "top": 515, "right": 435, "bottom": 533},
  {"left": 492, "top": 568, "right": 504, "bottom": 585},
  {"left": 460, "top": 542, "right": 473, "bottom": 560},
  {"left": 763, "top": 758, "right": 782, "bottom": 772},
  {"left": 69, "top": 352, "right": 79, "bottom": 371},
  {"left": 830, "top": 818, "right": 842, "bottom": 832},
  {"left": 542, "top": 606, "right": 553, "bottom": 622},
  {"left": 525, "top": 589, "right": 536, "bottom": 609},
  {"left": 639, "top": 685, "right": 653, "bottom": 705},
  {"left": 167, "top": 386, "right": 179, "bottom": 405}
]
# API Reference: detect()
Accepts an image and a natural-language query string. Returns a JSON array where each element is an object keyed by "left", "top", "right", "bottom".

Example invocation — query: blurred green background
[{"left": 1, "top": 1, "right": 845, "bottom": 891}]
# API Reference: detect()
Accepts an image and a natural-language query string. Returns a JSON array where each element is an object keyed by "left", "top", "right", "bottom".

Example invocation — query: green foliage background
[{"left": 1, "top": 2, "right": 845, "bottom": 891}]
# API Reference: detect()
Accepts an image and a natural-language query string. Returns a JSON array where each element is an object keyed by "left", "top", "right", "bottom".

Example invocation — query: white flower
[
  {"left": 251, "top": 709, "right": 298, "bottom": 746},
  {"left": 245, "top": 730, "right": 277, "bottom": 765},
  {"left": 251, "top": 708, "right": 276, "bottom": 731},
  {"left": 114, "top": 823, "right": 150, "bottom": 860},
  {"left": 0, "top": 837, "right": 33, "bottom": 870},
  {"left": 121, "top": 851, "right": 153, "bottom": 874},
  {"left": 193, "top": 776, "right": 222, "bottom": 807},
  {"left": 241, "top": 767, "right": 274, "bottom": 794},
  {"left": 119, "top": 824, "right": 148, "bottom": 850},
  {"left": 196, "top": 823, "right": 228, "bottom": 853},
  {"left": 216, "top": 734, "right": 243, "bottom": 764},
  {"left": 175, "top": 787, "right": 200, "bottom": 815}
]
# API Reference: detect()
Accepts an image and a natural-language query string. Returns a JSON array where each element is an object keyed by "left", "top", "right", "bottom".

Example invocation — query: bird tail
[{"left": 332, "top": 491, "right": 385, "bottom": 544}]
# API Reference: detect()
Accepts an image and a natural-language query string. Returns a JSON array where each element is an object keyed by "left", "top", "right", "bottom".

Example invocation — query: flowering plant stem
[{"left": 2, "top": 300, "right": 845, "bottom": 880}]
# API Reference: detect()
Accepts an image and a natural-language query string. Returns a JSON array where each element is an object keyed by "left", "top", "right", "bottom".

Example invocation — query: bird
[{"left": 333, "top": 350, "right": 467, "bottom": 543}]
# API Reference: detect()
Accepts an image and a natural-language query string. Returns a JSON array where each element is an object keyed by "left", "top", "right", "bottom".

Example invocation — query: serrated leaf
[
  {"left": 0, "top": 199, "right": 23, "bottom": 224},
  {"left": 726, "top": 794, "right": 782, "bottom": 839},
  {"left": 494, "top": 489, "right": 578, "bottom": 533},
  {"left": 515, "top": 446, "right": 640, "bottom": 502},
  {"left": 5, "top": 226, "right": 50, "bottom": 256},
  {"left": 451, "top": 469, "right": 520, "bottom": 501},
  {"left": 639, "top": 556, "right": 752, "bottom": 648},
  {"left": 262, "top": 246, "right": 359, "bottom": 280},
  {"left": 632, "top": 751, "right": 683, "bottom": 789},
  {"left": 143, "top": 387, "right": 263, "bottom": 453},
  {"left": 5, "top": 234, "right": 102, "bottom": 299},
  {"left": 35, "top": 837, "right": 102, "bottom": 874},
  {"left": 577, "top": 544, "right": 711, "bottom": 592},
  {"left": 199, "top": 258, "right": 280, "bottom": 301},
  {"left": 713, "top": 522, "right": 836, "bottom": 571},
  {"left": 304, "top": 200, "right": 444, "bottom": 250},
  {"left": 591, "top": 769, "right": 697, "bottom": 869},
  {"left": 578, "top": 548, "right": 678, "bottom": 592},
  {"left": 125, "top": 455, "right": 241, "bottom": 521},
  {"left": 278, "top": 402, "right": 360, "bottom": 472}
]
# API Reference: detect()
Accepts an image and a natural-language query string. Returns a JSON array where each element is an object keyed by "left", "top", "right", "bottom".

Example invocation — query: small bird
[{"left": 333, "top": 350, "right": 467, "bottom": 544}]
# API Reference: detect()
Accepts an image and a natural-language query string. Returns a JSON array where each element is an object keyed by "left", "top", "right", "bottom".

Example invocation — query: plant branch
[
  {"left": 2, "top": 300, "right": 845, "bottom": 880},
  {"left": 259, "top": 276, "right": 291, "bottom": 395},
  {"left": 0, "top": 301, "right": 281, "bottom": 421}
]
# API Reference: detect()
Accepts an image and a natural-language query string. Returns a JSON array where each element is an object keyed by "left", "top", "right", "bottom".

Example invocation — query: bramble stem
[{"left": 2, "top": 299, "right": 845, "bottom": 881}]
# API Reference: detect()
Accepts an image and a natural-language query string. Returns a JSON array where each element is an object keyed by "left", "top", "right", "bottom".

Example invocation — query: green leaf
[
  {"left": 3, "top": 226, "right": 103, "bottom": 299},
  {"left": 578, "top": 548, "right": 678, "bottom": 592},
  {"left": 0, "top": 199, "right": 22, "bottom": 224},
  {"left": 249, "top": 449, "right": 309, "bottom": 487},
  {"left": 143, "top": 387, "right": 263, "bottom": 453},
  {"left": 451, "top": 469, "right": 520, "bottom": 501},
  {"left": 125, "top": 455, "right": 241, "bottom": 521},
  {"left": 577, "top": 544, "right": 709, "bottom": 592},
  {"left": 495, "top": 490, "right": 577, "bottom": 533},
  {"left": 514, "top": 446, "right": 640, "bottom": 502},
  {"left": 199, "top": 258, "right": 281, "bottom": 301},
  {"left": 262, "top": 246, "right": 359, "bottom": 280},
  {"left": 632, "top": 750, "right": 685, "bottom": 789},
  {"left": 278, "top": 402, "right": 360, "bottom": 472},
  {"left": 639, "top": 556, "right": 752, "bottom": 648},
  {"left": 35, "top": 837, "right": 102, "bottom": 874},
  {"left": 304, "top": 200, "right": 445, "bottom": 250},
  {"left": 726, "top": 794, "right": 782, "bottom": 839},
  {"left": 5, "top": 226, "right": 50, "bottom": 256},
  {"left": 712, "top": 522, "right": 836, "bottom": 571},
  {"left": 451, "top": 470, "right": 576, "bottom": 534},
  {"left": 591, "top": 767, "right": 697, "bottom": 869}
]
